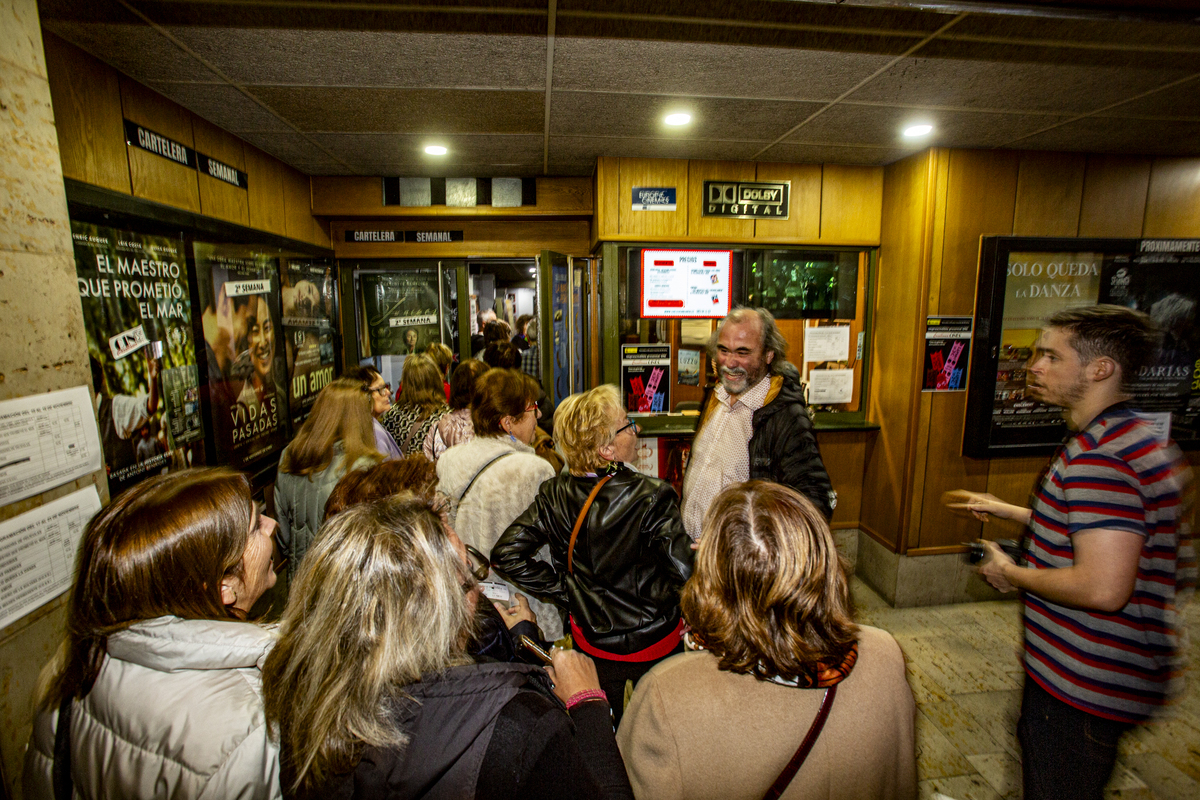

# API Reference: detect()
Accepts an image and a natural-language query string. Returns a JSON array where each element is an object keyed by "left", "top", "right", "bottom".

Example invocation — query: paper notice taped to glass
[
  {"left": 0, "top": 485, "right": 102, "bottom": 630},
  {"left": 803, "top": 326, "right": 851, "bottom": 363},
  {"left": 0, "top": 386, "right": 103, "bottom": 506},
  {"left": 808, "top": 369, "right": 855, "bottom": 405}
]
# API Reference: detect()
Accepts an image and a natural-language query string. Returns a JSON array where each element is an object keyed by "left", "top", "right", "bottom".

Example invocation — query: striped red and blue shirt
[{"left": 1023, "top": 406, "right": 1191, "bottom": 723}]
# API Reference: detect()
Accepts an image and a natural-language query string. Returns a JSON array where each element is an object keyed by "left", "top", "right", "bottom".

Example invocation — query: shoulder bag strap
[
  {"left": 762, "top": 685, "right": 837, "bottom": 800},
  {"left": 458, "top": 452, "right": 515, "bottom": 505},
  {"left": 52, "top": 696, "right": 73, "bottom": 800},
  {"left": 567, "top": 475, "right": 612, "bottom": 574}
]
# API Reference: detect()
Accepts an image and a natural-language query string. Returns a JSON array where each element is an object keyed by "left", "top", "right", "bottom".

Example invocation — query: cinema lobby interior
[{"left": 1, "top": 0, "right": 1199, "bottom": 798}]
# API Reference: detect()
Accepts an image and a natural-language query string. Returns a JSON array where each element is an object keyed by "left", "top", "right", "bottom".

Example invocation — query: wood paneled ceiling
[{"left": 39, "top": 0, "right": 1200, "bottom": 177}]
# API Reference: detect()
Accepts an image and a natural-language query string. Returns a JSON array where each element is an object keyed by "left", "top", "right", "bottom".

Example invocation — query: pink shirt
[{"left": 681, "top": 375, "right": 771, "bottom": 540}]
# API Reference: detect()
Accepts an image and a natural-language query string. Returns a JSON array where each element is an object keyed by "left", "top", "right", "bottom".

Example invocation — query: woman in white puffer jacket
[{"left": 23, "top": 468, "right": 282, "bottom": 800}]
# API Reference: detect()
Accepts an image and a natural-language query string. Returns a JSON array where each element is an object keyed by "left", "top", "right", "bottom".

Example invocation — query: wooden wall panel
[
  {"left": 817, "top": 431, "right": 868, "bottom": 529},
  {"left": 1078, "top": 155, "right": 1151, "bottom": 238},
  {"left": 595, "top": 157, "right": 620, "bottom": 242},
  {"left": 192, "top": 117, "right": 249, "bottom": 227},
  {"left": 119, "top": 78, "right": 200, "bottom": 213},
  {"left": 1013, "top": 151, "right": 1085, "bottom": 236},
  {"left": 245, "top": 145, "right": 286, "bottom": 237},
  {"left": 42, "top": 34, "right": 130, "bottom": 194},
  {"left": 820, "top": 164, "right": 884, "bottom": 244},
  {"left": 618, "top": 158, "right": 688, "bottom": 238},
  {"left": 860, "top": 151, "right": 936, "bottom": 550},
  {"left": 536, "top": 177, "right": 593, "bottom": 215},
  {"left": 1143, "top": 157, "right": 1200, "bottom": 237},
  {"left": 282, "top": 166, "right": 315, "bottom": 244},
  {"left": 754, "top": 162, "right": 821, "bottom": 242},
  {"left": 914, "top": 149, "right": 1018, "bottom": 552},
  {"left": 330, "top": 220, "right": 590, "bottom": 258},
  {"left": 687, "top": 160, "right": 755, "bottom": 240}
]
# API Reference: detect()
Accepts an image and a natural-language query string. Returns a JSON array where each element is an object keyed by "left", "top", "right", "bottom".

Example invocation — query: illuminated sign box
[{"left": 640, "top": 249, "right": 732, "bottom": 318}]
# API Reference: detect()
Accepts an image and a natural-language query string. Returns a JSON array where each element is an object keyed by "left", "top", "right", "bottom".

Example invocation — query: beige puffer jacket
[{"left": 23, "top": 616, "right": 280, "bottom": 800}]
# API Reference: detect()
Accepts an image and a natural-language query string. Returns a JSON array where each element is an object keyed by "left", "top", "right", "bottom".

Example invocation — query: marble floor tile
[
  {"left": 949, "top": 690, "right": 1022, "bottom": 758},
  {"left": 915, "top": 707, "right": 977, "bottom": 780},
  {"left": 896, "top": 632, "right": 1021, "bottom": 695},
  {"left": 906, "top": 658, "right": 953, "bottom": 704},
  {"left": 1120, "top": 713, "right": 1200, "bottom": 782},
  {"left": 867, "top": 606, "right": 953, "bottom": 639},
  {"left": 965, "top": 752, "right": 1021, "bottom": 800},
  {"left": 1105, "top": 763, "right": 1150, "bottom": 794},
  {"left": 919, "top": 774, "right": 1004, "bottom": 800},
  {"left": 920, "top": 699, "right": 1007, "bottom": 756},
  {"left": 1120, "top": 753, "right": 1200, "bottom": 800}
]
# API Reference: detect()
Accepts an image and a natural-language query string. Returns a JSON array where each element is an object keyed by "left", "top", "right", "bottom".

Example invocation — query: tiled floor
[{"left": 850, "top": 578, "right": 1200, "bottom": 800}]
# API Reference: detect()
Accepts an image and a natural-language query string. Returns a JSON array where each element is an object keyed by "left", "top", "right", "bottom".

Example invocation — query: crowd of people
[{"left": 23, "top": 303, "right": 1193, "bottom": 800}]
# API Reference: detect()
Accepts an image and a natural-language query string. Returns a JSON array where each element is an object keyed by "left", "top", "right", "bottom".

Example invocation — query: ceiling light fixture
[
  {"left": 425, "top": 145, "right": 448, "bottom": 155},
  {"left": 664, "top": 113, "right": 691, "bottom": 126},
  {"left": 903, "top": 124, "right": 933, "bottom": 138}
]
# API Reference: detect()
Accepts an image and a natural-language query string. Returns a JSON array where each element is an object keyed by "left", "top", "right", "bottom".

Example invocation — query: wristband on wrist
[{"left": 565, "top": 689, "right": 608, "bottom": 710}]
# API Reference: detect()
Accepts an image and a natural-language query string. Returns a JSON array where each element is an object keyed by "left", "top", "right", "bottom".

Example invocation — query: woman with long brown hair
[
  {"left": 24, "top": 469, "right": 282, "bottom": 799},
  {"left": 274, "top": 377, "right": 382, "bottom": 582},
  {"left": 617, "top": 481, "right": 916, "bottom": 800},
  {"left": 380, "top": 354, "right": 451, "bottom": 457}
]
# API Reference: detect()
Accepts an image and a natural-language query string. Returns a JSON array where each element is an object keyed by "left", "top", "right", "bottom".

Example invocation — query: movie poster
[
  {"left": 72, "top": 222, "right": 204, "bottom": 496},
  {"left": 281, "top": 259, "right": 337, "bottom": 428},
  {"left": 990, "top": 251, "right": 1104, "bottom": 441},
  {"left": 621, "top": 344, "right": 672, "bottom": 413},
  {"left": 359, "top": 271, "right": 441, "bottom": 356},
  {"left": 194, "top": 242, "right": 288, "bottom": 467},
  {"left": 1100, "top": 241, "right": 1200, "bottom": 446}
]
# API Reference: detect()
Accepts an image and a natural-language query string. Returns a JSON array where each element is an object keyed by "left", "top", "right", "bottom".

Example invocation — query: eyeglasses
[
  {"left": 367, "top": 382, "right": 391, "bottom": 397},
  {"left": 614, "top": 418, "right": 639, "bottom": 436},
  {"left": 464, "top": 544, "right": 491, "bottom": 582},
  {"left": 524, "top": 402, "right": 539, "bottom": 414}
]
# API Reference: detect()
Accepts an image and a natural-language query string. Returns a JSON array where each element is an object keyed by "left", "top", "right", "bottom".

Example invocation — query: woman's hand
[
  {"left": 545, "top": 648, "right": 602, "bottom": 704},
  {"left": 493, "top": 593, "right": 537, "bottom": 630}
]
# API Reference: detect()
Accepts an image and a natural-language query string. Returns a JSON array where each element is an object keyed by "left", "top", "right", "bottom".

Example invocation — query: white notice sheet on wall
[
  {"left": 0, "top": 486, "right": 101, "bottom": 630},
  {"left": 803, "top": 326, "right": 851, "bottom": 363},
  {"left": 808, "top": 369, "right": 855, "bottom": 405},
  {"left": 0, "top": 386, "right": 102, "bottom": 507}
]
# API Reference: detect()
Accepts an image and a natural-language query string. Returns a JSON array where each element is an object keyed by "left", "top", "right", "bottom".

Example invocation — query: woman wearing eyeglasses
[
  {"left": 493, "top": 385, "right": 694, "bottom": 725},
  {"left": 343, "top": 365, "right": 403, "bottom": 460},
  {"left": 437, "top": 369, "right": 562, "bottom": 641},
  {"left": 274, "top": 378, "right": 383, "bottom": 584}
]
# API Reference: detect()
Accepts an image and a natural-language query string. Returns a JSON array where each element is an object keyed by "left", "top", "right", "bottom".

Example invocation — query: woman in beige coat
[{"left": 617, "top": 481, "right": 916, "bottom": 800}]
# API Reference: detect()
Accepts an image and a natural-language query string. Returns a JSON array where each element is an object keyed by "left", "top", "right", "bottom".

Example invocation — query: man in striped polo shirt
[{"left": 953, "top": 305, "right": 1192, "bottom": 800}]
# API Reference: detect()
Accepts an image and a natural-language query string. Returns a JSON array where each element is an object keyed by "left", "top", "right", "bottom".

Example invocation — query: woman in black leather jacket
[{"left": 493, "top": 385, "right": 694, "bottom": 724}]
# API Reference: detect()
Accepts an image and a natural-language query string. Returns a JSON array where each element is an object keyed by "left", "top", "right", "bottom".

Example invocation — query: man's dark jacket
[{"left": 692, "top": 373, "right": 835, "bottom": 518}]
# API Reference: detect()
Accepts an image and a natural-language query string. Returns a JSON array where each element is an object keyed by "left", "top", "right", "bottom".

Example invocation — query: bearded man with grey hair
[{"left": 681, "top": 307, "right": 835, "bottom": 539}]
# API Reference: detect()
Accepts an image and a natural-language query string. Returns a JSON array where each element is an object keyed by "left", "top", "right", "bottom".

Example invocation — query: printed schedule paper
[
  {"left": 0, "top": 486, "right": 101, "bottom": 630},
  {"left": 0, "top": 387, "right": 102, "bottom": 506}
]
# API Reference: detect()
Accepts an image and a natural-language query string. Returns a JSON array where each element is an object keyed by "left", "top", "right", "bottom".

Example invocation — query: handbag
[
  {"left": 762, "top": 684, "right": 838, "bottom": 800},
  {"left": 52, "top": 696, "right": 73, "bottom": 800}
]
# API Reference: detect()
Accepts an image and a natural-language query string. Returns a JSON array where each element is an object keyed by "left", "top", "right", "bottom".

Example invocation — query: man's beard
[{"left": 719, "top": 363, "right": 765, "bottom": 395}]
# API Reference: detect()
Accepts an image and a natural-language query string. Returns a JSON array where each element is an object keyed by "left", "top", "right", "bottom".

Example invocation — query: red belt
[{"left": 569, "top": 616, "right": 685, "bottom": 663}]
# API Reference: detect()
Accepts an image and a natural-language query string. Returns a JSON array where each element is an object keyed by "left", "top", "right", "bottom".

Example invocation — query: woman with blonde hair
[
  {"left": 617, "top": 481, "right": 916, "bottom": 800},
  {"left": 262, "top": 495, "right": 633, "bottom": 799},
  {"left": 24, "top": 469, "right": 282, "bottom": 799},
  {"left": 493, "top": 384, "right": 692, "bottom": 724},
  {"left": 274, "top": 378, "right": 382, "bottom": 582},
  {"left": 381, "top": 354, "right": 451, "bottom": 457},
  {"left": 426, "top": 341, "right": 454, "bottom": 401}
]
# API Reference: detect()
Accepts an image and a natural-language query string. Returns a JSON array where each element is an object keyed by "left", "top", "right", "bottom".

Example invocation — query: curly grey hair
[{"left": 707, "top": 307, "right": 790, "bottom": 375}]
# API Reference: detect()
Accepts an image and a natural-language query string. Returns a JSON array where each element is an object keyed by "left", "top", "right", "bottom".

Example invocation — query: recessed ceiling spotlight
[
  {"left": 664, "top": 113, "right": 691, "bottom": 126},
  {"left": 903, "top": 124, "right": 933, "bottom": 138},
  {"left": 425, "top": 145, "right": 448, "bottom": 155}
]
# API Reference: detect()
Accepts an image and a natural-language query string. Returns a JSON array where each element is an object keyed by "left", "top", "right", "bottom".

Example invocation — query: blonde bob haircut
[
  {"left": 682, "top": 480, "right": 857, "bottom": 681},
  {"left": 279, "top": 378, "right": 382, "bottom": 476},
  {"left": 262, "top": 494, "right": 476, "bottom": 794},
  {"left": 555, "top": 385, "right": 625, "bottom": 475}
]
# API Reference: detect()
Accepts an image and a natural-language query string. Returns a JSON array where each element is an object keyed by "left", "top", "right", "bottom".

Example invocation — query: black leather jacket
[{"left": 493, "top": 465, "right": 694, "bottom": 654}]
